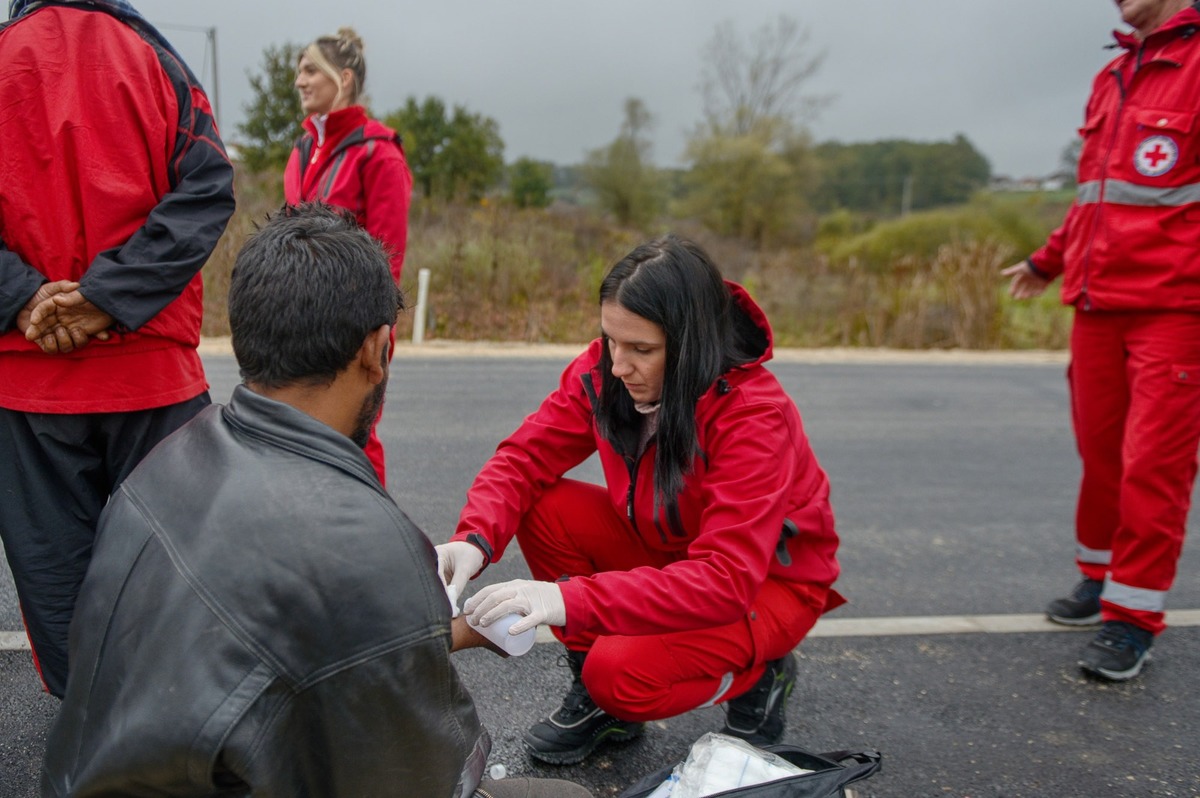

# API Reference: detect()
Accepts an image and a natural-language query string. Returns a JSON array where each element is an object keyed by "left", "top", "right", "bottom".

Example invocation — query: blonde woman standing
[{"left": 284, "top": 27, "right": 412, "bottom": 485}]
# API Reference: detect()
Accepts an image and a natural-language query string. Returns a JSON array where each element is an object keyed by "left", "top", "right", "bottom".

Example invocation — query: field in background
[{"left": 202, "top": 168, "right": 1073, "bottom": 350}]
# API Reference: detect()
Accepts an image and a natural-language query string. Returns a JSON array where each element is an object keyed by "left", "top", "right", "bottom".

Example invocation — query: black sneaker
[
  {"left": 721, "top": 653, "right": 797, "bottom": 746},
  {"left": 1046, "top": 578, "right": 1103, "bottom": 626},
  {"left": 1079, "top": 621, "right": 1153, "bottom": 681},
  {"left": 523, "top": 650, "right": 643, "bottom": 765}
]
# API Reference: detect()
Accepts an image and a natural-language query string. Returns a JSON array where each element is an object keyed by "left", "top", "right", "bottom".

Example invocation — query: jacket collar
[
  {"left": 221, "top": 384, "right": 384, "bottom": 493},
  {"left": 302, "top": 105, "right": 369, "bottom": 148}
]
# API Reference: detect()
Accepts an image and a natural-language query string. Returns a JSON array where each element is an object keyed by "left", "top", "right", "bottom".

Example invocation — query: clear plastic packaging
[{"left": 651, "top": 732, "right": 812, "bottom": 798}]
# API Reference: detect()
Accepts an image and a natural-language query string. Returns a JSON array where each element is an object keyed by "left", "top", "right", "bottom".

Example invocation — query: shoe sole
[
  {"left": 1046, "top": 611, "right": 1101, "bottom": 627},
  {"left": 523, "top": 722, "right": 643, "bottom": 765},
  {"left": 1079, "top": 651, "right": 1151, "bottom": 682}
]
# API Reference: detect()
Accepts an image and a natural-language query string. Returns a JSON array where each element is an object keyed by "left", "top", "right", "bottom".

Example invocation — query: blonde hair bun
[{"left": 336, "top": 27, "right": 364, "bottom": 52}]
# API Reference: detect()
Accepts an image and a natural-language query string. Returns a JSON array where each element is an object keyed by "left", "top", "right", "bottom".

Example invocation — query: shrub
[{"left": 823, "top": 206, "right": 1044, "bottom": 273}]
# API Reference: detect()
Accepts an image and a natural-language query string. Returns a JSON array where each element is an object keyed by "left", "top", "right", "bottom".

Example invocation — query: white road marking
[
  {"left": 7, "top": 611, "right": 1198, "bottom": 652},
  {"left": 527, "top": 611, "right": 1200, "bottom": 645},
  {"left": 1, "top": 631, "right": 29, "bottom": 651}
]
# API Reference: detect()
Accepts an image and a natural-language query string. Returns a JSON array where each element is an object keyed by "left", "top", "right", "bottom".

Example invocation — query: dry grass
[{"left": 199, "top": 167, "right": 1071, "bottom": 350}]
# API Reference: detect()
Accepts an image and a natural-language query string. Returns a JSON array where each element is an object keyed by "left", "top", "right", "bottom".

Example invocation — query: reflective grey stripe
[
  {"left": 1077, "top": 178, "right": 1200, "bottom": 206},
  {"left": 699, "top": 671, "right": 736, "bottom": 708},
  {"left": 1076, "top": 544, "right": 1111, "bottom": 565},
  {"left": 1104, "top": 578, "right": 1167, "bottom": 613}
]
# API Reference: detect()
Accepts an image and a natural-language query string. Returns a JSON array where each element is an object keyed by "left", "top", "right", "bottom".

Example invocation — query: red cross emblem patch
[{"left": 1134, "top": 135, "right": 1179, "bottom": 177}]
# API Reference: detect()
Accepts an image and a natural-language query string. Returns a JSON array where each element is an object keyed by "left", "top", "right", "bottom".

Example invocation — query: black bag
[{"left": 618, "top": 744, "right": 881, "bottom": 798}]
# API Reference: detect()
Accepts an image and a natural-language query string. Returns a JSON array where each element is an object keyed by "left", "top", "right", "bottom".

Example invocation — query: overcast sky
[{"left": 134, "top": 0, "right": 1123, "bottom": 178}]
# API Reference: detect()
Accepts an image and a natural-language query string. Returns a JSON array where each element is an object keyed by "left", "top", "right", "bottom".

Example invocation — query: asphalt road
[{"left": 3, "top": 348, "right": 1199, "bottom": 797}]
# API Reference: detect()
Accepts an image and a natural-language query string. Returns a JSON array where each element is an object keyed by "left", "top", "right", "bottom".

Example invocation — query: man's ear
[{"left": 358, "top": 325, "right": 392, "bottom": 385}]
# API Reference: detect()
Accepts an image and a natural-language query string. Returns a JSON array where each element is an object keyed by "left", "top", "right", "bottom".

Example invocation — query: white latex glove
[
  {"left": 434, "top": 541, "right": 486, "bottom": 597},
  {"left": 464, "top": 579, "right": 566, "bottom": 635}
]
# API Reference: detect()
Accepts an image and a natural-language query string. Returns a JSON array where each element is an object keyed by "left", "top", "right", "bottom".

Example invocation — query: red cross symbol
[{"left": 1144, "top": 144, "right": 1170, "bottom": 168}]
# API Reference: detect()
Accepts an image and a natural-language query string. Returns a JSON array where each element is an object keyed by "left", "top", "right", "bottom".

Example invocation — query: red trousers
[
  {"left": 1069, "top": 311, "right": 1200, "bottom": 634},
  {"left": 515, "top": 479, "right": 829, "bottom": 722}
]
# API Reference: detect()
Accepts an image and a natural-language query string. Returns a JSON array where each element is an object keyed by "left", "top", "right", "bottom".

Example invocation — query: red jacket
[
  {"left": 452, "top": 284, "right": 842, "bottom": 639},
  {"left": 0, "top": 4, "right": 235, "bottom": 413},
  {"left": 284, "top": 107, "right": 412, "bottom": 282},
  {"left": 1031, "top": 5, "right": 1200, "bottom": 311}
]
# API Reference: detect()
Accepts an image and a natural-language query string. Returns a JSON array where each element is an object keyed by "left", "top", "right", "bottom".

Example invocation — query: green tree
[
  {"left": 811, "top": 136, "right": 991, "bottom": 215},
  {"left": 582, "top": 97, "right": 664, "bottom": 228},
  {"left": 682, "top": 118, "right": 814, "bottom": 245},
  {"left": 237, "top": 43, "right": 303, "bottom": 173},
  {"left": 509, "top": 157, "right": 554, "bottom": 209},
  {"left": 683, "top": 16, "right": 827, "bottom": 244},
  {"left": 385, "top": 97, "right": 505, "bottom": 201}
]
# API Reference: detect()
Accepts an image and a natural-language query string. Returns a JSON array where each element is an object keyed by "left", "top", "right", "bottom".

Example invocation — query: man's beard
[{"left": 351, "top": 373, "right": 387, "bottom": 449}]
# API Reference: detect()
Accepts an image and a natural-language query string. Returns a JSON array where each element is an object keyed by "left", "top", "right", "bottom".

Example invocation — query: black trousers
[{"left": 0, "top": 394, "right": 209, "bottom": 697}]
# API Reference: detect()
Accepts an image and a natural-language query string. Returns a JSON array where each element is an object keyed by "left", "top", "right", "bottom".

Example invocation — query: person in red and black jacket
[
  {"left": 284, "top": 27, "right": 413, "bottom": 487},
  {"left": 437, "top": 235, "right": 844, "bottom": 766},
  {"left": 1004, "top": 0, "right": 1200, "bottom": 682},
  {"left": 0, "top": 0, "right": 235, "bottom": 697}
]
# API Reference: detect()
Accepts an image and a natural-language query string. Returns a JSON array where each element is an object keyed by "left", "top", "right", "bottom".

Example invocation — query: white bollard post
[{"left": 412, "top": 268, "right": 430, "bottom": 345}]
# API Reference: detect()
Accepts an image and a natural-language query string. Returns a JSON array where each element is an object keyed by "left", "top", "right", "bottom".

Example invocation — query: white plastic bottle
[
  {"left": 467, "top": 612, "right": 537, "bottom": 656},
  {"left": 445, "top": 584, "right": 536, "bottom": 656}
]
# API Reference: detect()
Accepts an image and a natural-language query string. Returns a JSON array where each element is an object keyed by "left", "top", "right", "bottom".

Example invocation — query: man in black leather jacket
[{"left": 41, "top": 205, "right": 591, "bottom": 798}]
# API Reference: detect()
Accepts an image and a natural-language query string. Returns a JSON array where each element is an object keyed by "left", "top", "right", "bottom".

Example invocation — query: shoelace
[{"left": 560, "top": 680, "right": 593, "bottom": 714}]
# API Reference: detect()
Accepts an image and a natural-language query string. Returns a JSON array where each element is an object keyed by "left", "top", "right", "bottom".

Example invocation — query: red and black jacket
[{"left": 0, "top": 2, "right": 235, "bottom": 413}]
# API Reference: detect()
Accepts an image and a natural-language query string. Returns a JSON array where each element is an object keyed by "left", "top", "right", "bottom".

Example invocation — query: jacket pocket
[
  {"left": 1133, "top": 107, "right": 1196, "bottom": 135},
  {"left": 1121, "top": 107, "right": 1196, "bottom": 180}
]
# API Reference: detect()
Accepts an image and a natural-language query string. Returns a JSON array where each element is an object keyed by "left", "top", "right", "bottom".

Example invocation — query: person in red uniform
[
  {"left": 283, "top": 26, "right": 412, "bottom": 486},
  {"left": 0, "top": 0, "right": 234, "bottom": 697},
  {"left": 437, "top": 235, "right": 844, "bottom": 765},
  {"left": 1004, "top": 0, "right": 1200, "bottom": 681}
]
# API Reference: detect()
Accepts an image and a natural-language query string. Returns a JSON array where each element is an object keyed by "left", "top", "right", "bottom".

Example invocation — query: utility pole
[
  {"left": 207, "top": 26, "right": 220, "bottom": 130},
  {"left": 153, "top": 22, "right": 220, "bottom": 129}
]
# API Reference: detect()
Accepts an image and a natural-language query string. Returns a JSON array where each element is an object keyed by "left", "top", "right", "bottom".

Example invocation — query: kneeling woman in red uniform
[{"left": 437, "top": 235, "right": 844, "bottom": 765}]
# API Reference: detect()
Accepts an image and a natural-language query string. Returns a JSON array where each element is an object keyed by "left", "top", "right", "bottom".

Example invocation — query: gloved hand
[
  {"left": 434, "top": 541, "right": 486, "bottom": 597},
  {"left": 464, "top": 579, "right": 566, "bottom": 635}
]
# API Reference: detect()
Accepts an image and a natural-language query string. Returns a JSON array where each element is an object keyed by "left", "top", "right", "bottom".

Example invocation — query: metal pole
[
  {"left": 208, "top": 26, "right": 221, "bottom": 131},
  {"left": 413, "top": 268, "right": 431, "bottom": 345}
]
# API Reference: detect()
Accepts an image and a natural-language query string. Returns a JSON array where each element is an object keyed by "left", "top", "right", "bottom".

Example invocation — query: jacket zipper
[
  {"left": 624, "top": 455, "right": 640, "bottom": 534},
  {"left": 625, "top": 452, "right": 672, "bottom": 544}
]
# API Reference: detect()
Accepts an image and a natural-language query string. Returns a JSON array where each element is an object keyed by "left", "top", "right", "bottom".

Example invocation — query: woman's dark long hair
[{"left": 596, "top": 234, "right": 756, "bottom": 527}]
